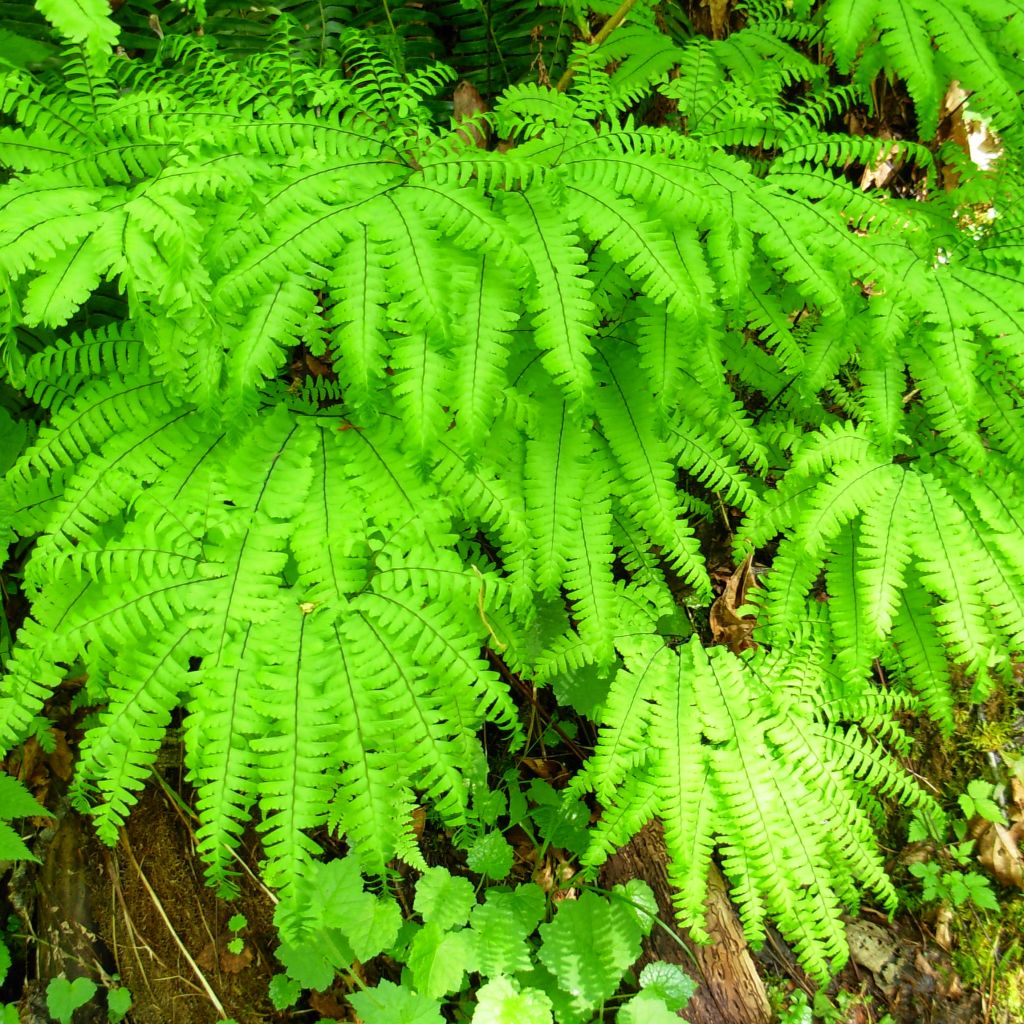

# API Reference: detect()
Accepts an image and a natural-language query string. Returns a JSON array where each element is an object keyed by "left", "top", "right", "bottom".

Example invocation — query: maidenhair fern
[{"left": 2, "top": 0, "right": 1023, "bottom": 986}]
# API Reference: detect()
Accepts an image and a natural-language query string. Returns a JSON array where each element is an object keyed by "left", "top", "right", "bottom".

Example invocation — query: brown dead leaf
[
  {"left": 977, "top": 821, "right": 1024, "bottom": 889},
  {"left": 1010, "top": 776, "right": 1024, "bottom": 815},
  {"left": 196, "top": 940, "right": 217, "bottom": 973},
  {"left": 709, "top": 553, "right": 760, "bottom": 653},
  {"left": 914, "top": 951, "right": 939, "bottom": 979},
  {"left": 519, "top": 756, "right": 570, "bottom": 786},
  {"left": 507, "top": 825, "right": 536, "bottom": 869},
  {"left": 310, "top": 988, "right": 350, "bottom": 1019},
  {"left": 702, "top": 0, "right": 729, "bottom": 39},
  {"left": 454, "top": 81, "right": 490, "bottom": 149},
  {"left": 532, "top": 852, "right": 576, "bottom": 897},
  {"left": 47, "top": 728, "right": 74, "bottom": 782},
  {"left": 410, "top": 805, "right": 426, "bottom": 840},
  {"left": 933, "top": 904, "right": 954, "bottom": 952},
  {"left": 896, "top": 841, "right": 937, "bottom": 867},
  {"left": 944, "top": 974, "right": 964, "bottom": 999},
  {"left": 220, "top": 943, "right": 253, "bottom": 974},
  {"left": 859, "top": 136, "right": 899, "bottom": 191},
  {"left": 196, "top": 939, "right": 254, "bottom": 975}
]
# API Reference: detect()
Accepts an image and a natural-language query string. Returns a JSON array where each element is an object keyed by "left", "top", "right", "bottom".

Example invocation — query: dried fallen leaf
[
  {"left": 846, "top": 919, "right": 903, "bottom": 995},
  {"left": 454, "top": 81, "right": 489, "bottom": 149},
  {"left": 48, "top": 728, "right": 74, "bottom": 782},
  {"left": 709, "top": 553, "right": 760, "bottom": 653},
  {"left": 410, "top": 805, "right": 426, "bottom": 840},
  {"left": 220, "top": 944, "right": 253, "bottom": 974},
  {"left": 703, "top": 0, "right": 729, "bottom": 38},
  {"left": 977, "top": 821, "right": 1024, "bottom": 889},
  {"left": 310, "top": 988, "right": 349, "bottom": 1019},
  {"left": 933, "top": 904, "right": 954, "bottom": 951},
  {"left": 519, "top": 756, "right": 569, "bottom": 786},
  {"left": 1010, "top": 776, "right": 1024, "bottom": 816}
]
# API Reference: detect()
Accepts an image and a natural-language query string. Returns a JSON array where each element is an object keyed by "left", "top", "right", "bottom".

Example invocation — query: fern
[{"left": 2, "top": 0, "right": 1024, "bottom": 988}]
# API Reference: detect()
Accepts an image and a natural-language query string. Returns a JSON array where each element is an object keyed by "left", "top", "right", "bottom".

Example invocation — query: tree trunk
[{"left": 599, "top": 821, "right": 771, "bottom": 1024}]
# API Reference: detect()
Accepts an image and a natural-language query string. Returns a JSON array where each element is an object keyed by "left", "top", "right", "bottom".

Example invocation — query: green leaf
[
  {"left": 106, "top": 986, "right": 132, "bottom": 1023},
  {"left": 277, "top": 932, "right": 350, "bottom": 991},
  {"left": 961, "top": 872, "right": 999, "bottom": 912},
  {"left": 550, "top": 661, "right": 615, "bottom": 720},
  {"left": 638, "top": 961, "right": 696, "bottom": 1011},
  {"left": 348, "top": 895, "right": 403, "bottom": 963},
  {"left": 616, "top": 990, "right": 680, "bottom": 1024},
  {"left": 0, "top": 774, "right": 48, "bottom": 820},
  {"left": 0, "top": 410, "right": 26, "bottom": 477},
  {"left": 474, "top": 789, "right": 507, "bottom": 826},
  {"left": 960, "top": 781, "right": 1003, "bottom": 824},
  {"left": 414, "top": 867, "right": 477, "bottom": 930},
  {"left": 407, "top": 922, "right": 475, "bottom": 999},
  {"left": 467, "top": 831, "right": 515, "bottom": 880},
  {"left": 305, "top": 857, "right": 402, "bottom": 961},
  {"left": 34, "top": 0, "right": 119, "bottom": 56},
  {"left": 268, "top": 974, "right": 302, "bottom": 1010},
  {"left": 0, "top": 822, "right": 35, "bottom": 863},
  {"left": 615, "top": 880, "right": 658, "bottom": 935},
  {"left": 46, "top": 977, "right": 98, "bottom": 1024},
  {"left": 347, "top": 980, "right": 445, "bottom": 1024},
  {"left": 0, "top": 29, "right": 58, "bottom": 70},
  {"left": 526, "top": 781, "right": 590, "bottom": 855},
  {"left": 227, "top": 913, "right": 247, "bottom": 932},
  {"left": 472, "top": 976, "right": 553, "bottom": 1024},
  {"left": 537, "top": 891, "right": 644, "bottom": 1016},
  {"left": 0, "top": 938, "right": 10, "bottom": 988},
  {"left": 469, "top": 886, "right": 547, "bottom": 976}
]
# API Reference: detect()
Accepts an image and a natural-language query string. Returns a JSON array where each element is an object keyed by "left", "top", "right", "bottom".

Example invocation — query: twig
[
  {"left": 556, "top": 0, "right": 642, "bottom": 92},
  {"left": 104, "top": 847, "right": 157, "bottom": 1002}
]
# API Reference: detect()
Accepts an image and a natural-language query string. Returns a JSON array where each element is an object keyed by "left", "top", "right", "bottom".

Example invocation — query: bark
[{"left": 599, "top": 821, "right": 770, "bottom": 1024}]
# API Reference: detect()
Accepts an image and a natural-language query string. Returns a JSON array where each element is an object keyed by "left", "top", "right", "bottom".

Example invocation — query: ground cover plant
[{"left": 1, "top": 0, "right": 1024, "bottom": 1019}]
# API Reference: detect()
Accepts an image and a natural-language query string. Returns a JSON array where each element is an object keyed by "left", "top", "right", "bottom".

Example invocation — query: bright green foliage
[
  {"left": 45, "top": 976, "right": 98, "bottom": 1024},
  {"left": 0, "top": 772, "right": 48, "bottom": 862},
  {"left": 958, "top": 778, "right": 1005, "bottom": 823},
  {"left": 466, "top": 829, "right": 516, "bottom": 879},
  {"left": 473, "top": 976, "right": 554, "bottom": 1024},
  {"left": 348, "top": 980, "right": 446, "bottom": 1024},
  {"left": 274, "top": 861, "right": 675, "bottom": 1023},
  {"left": 535, "top": 889, "right": 650, "bottom": 1022},
  {"left": 273, "top": 854, "right": 402, "bottom": 974},
  {"left": 2, "top": 0, "right": 1024, "bottom": 987},
  {"left": 905, "top": 782, "right": 1004, "bottom": 913},
  {"left": 106, "top": 986, "right": 132, "bottom": 1024},
  {"left": 0, "top": 774, "right": 48, "bottom": 989},
  {"left": 415, "top": 866, "right": 478, "bottom": 930}
]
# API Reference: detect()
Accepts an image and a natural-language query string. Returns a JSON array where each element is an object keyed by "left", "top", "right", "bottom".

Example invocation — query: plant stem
[{"left": 555, "top": 0, "right": 643, "bottom": 92}]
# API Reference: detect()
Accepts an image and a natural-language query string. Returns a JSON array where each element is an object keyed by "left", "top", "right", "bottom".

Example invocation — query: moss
[{"left": 952, "top": 896, "right": 1024, "bottom": 1024}]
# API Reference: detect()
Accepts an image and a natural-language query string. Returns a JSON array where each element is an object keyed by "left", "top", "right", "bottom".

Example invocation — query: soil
[
  {"left": 20, "top": 783, "right": 280, "bottom": 1023},
  {"left": 0, "top": 711, "right": 995, "bottom": 1024}
]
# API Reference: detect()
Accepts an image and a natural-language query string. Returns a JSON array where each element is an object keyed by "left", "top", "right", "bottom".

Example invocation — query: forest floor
[{"left": 1, "top": 674, "right": 1023, "bottom": 1024}]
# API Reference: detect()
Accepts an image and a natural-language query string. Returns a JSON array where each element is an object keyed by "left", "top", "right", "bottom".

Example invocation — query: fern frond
[
  {"left": 73, "top": 625, "right": 195, "bottom": 842},
  {"left": 501, "top": 189, "right": 596, "bottom": 403},
  {"left": 594, "top": 346, "right": 710, "bottom": 600},
  {"left": 584, "top": 639, "right": 920, "bottom": 982},
  {"left": 522, "top": 397, "right": 591, "bottom": 595},
  {"left": 761, "top": 457, "right": 893, "bottom": 625},
  {"left": 564, "top": 486, "right": 618, "bottom": 664},
  {"left": 909, "top": 469, "right": 999, "bottom": 675}
]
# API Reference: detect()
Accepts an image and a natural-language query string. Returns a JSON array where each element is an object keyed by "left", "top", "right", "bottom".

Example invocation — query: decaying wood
[
  {"left": 599, "top": 821, "right": 770, "bottom": 1024},
  {"left": 36, "top": 806, "right": 113, "bottom": 1024}
]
